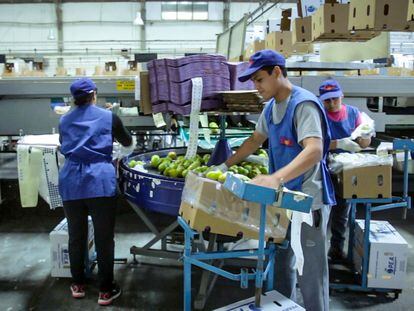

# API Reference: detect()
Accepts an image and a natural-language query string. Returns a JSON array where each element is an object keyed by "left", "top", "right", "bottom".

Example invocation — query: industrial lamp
[{"left": 133, "top": 12, "right": 144, "bottom": 25}]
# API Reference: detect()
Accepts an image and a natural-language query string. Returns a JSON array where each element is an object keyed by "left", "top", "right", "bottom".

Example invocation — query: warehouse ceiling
[{"left": 0, "top": 0, "right": 298, "bottom": 3}]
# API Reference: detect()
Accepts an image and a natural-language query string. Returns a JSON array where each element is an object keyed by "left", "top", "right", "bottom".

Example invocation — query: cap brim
[
  {"left": 319, "top": 90, "right": 343, "bottom": 101},
  {"left": 238, "top": 66, "right": 263, "bottom": 82}
]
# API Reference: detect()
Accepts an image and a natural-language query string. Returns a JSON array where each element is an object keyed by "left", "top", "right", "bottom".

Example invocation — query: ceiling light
[
  {"left": 133, "top": 12, "right": 144, "bottom": 25},
  {"left": 48, "top": 28, "right": 55, "bottom": 40}
]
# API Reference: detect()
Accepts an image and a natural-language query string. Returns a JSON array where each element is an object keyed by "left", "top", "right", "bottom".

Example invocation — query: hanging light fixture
[
  {"left": 133, "top": 11, "right": 144, "bottom": 25},
  {"left": 48, "top": 28, "right": 56, "bottom": 40}
]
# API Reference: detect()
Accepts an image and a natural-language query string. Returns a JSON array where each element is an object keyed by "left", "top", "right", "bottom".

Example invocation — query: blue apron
[
  {"left": 265, "top": 86, "right": 336, "bottom": 206},
  {"left": 327, "top": 104, "right": 359, "bottom": 153},
  {"left": 58, "top": 104, "right": 115, "bottom": 201}
]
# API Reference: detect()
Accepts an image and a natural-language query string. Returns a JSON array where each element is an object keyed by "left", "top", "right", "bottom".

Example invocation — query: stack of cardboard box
[
  {"left": 179, "top": 172, "right": 290, "bottom": 242},
  {"left": 348, "top": 0, "right": 414, "bottom": 32},
  {"left": 353, "top": 220, "right": 408, "bottom": 289},
  {"left": 264, "top": 8, "right": 314, "bottom": 57}
]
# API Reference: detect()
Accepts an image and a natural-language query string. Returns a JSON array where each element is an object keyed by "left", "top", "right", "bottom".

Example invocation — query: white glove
[
  {"left": 113, "top": 136, "right": 136, "bottom": 159},
  {"left": 120, "top": 136, "right": 136, "bottom": 156},
  {"left": 336, "top": 137, "right": 362, "bottom": 153},
  {"left": 245, "top": 154, "right": 268, "bottom": 166},
  {"left": 207, "top": 162, "right": 228, "bottom": 173}
]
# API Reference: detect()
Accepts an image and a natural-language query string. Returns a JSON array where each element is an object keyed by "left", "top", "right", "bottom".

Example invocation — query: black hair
[
  {"left": 74, "top": 92, "right": 95, "bottom": 106},
  {"left": 261, "top": 65, "right": 288, "bottom": 78}
]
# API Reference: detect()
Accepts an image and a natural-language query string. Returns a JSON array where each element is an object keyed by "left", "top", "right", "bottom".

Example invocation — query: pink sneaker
[
  {"left": 98, "top": 285, "right": 122, "bottom": 306},
  {"left": 70, "top": 283, "right": 85, "bottom": 298}
]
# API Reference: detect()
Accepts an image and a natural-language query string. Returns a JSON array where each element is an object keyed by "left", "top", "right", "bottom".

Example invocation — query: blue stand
[
  {"left": 179, "top": 174, "right": 313, "bottom": 310},
  {"left": 330, "top": 139, "right": 413, "bottom": 298}
]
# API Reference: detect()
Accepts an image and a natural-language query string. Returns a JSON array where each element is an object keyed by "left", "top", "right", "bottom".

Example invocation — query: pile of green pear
[{"left": 128, "top": 149, "right": 269, "bottom": 183}]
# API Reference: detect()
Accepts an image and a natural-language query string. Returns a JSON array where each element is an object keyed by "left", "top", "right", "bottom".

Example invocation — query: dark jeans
[
  {"left": 63, "top": 196, "right": 117, "bottom": 292},
  {"left": 329, "top": 196, "right": 351, "bottom": 251}
]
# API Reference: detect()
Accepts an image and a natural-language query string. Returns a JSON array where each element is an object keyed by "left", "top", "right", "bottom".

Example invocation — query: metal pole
[
  {"left": 254, "top": 202, "right": 267, "bottom": 307},
  {"left": 184, "top": 227, "right": 192, "bottom": 311},
  {"left": 266, "top": 242, "right": 275, "bottom": 292},
  {"left": 140, "top": 0, "right": 146, "bottom": 51},
  {"left": 361, "top": 203, "right": 372, "bottom": 289},
  {"left": 220, "top": 115, "right": 226, "bottom": 140},
  {"left": 402, "top": 149, "right": 409, "bottom": 219},
  {"left": 347, "top": 201, "right": 357, "bottom": 262},
  {"left": 55, "top": 0, "right": 63, "bottom": 68}
]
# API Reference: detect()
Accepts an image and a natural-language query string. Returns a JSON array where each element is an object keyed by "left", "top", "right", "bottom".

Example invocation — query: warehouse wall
[
  {"left": 0, "top": 1, "right": 289, "bottom": 75},
  {"left": 0, "top": 1, "right": 281, "bottom": 53},
  {"left": 1, "top": 1, "right": 412, "bottom": 76}
]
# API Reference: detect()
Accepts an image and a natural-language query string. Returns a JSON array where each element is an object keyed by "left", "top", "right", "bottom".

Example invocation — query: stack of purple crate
[
  {"left": 148, "top": 54, "right": 231, "bottom": 115},
  {"left": 226, "top": 62, "right": 255, "bottom": 91}
]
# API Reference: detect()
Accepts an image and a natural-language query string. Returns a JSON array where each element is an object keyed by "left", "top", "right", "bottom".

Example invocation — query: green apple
[
  {"left": 167, "top": 151, "right": 177, "bottom": 160},
  {"left": 150, "top": 155, "right": 161, "bottom": 168}
]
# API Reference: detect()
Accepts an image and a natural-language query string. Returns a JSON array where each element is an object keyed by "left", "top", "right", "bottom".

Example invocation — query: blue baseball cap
[
  {"left": 70, "top": 78, "right": 97, "bottom": 99},
  {"left": 238, "top": 49, "right": 286, "bottom": 82},
  {"left": 319, "top": 79, "right": 343, "bottom": 101}
]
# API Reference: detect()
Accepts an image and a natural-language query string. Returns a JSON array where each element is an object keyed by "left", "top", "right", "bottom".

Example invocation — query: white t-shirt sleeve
[
  {"left": 255, "top": 110, "right": 269, "bottom": 137},
  {"left": 294, "top": 101, "right": 324, "bottom": 145}
]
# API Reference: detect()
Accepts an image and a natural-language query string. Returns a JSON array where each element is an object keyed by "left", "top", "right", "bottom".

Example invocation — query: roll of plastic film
[{"left": 185, "top": 77, "right": 203, "bottom": 159}]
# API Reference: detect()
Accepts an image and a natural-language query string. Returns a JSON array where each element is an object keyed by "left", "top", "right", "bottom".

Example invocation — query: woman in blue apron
[
  {"left": 319, "top": 79, "right": 371, "bottom": 262},
  {"left": 216, "top": 50, "right": 336, "bottom": 311},
  {"left": 59, "top": 78, "right": 133, "bottom": 306}
]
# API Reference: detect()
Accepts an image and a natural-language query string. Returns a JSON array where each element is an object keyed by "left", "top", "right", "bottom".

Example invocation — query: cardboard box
[
  {"left": 180, "top": 173, "right": 290, "bottom": 242},
  {"left": 292, "top": 42, "right": 314, "bottom": 54},
  {"left": 353, "top": 220, "right": 408, "bottom": 289},
  {"left": 312, "top": 2, "right": 379, "bottom": 42},
  {"left": 244, "top": 40, "right": 266, "bottom": 59},
  {"left": 139, "top": 71, "right": 152, "bottom": 115},
  {"left": 334, "top": 165, "right": 392, "bottom": 199},
  {"left": 50, "top": 217, "right": 95, "bottom": 278},
  {"left": 293, "top": 16, "right": 313, "bottom": 43},
  {"left": 265, "top": 31, "right": 293, "bottom": 57},
  {"left": 349, "top": 0, "right": 413, "bottom": 32},
  {"left": 214, "top": 290, "right": 305, "bottom": 311}
]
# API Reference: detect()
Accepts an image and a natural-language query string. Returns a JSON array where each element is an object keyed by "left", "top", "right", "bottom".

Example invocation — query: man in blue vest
[
  {"left": 59, "top": 78, "right": 133, "bottom": 306},
  {"left": 319, "top": 79, "right": 371, "bottom": 262},
  {"left": 215, "top": 50, "right": 336, "bottom": 310}
]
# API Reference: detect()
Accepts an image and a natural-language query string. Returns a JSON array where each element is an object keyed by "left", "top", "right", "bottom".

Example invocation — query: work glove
[
  {"left": 336, "top": 137, "right": 362, "bottom": 153},
  {"left": 206, "top": 162, "right": 228, "bottom": 173},
  {"left": 113, "top": 136, "right": 136, "bottom": 159},
  {"left": 245, "top": 154, "right": 268, "bottom": 167}
]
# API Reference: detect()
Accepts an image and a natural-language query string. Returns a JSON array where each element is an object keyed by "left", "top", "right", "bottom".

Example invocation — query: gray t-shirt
[{"left": 256, "top": 96, "right": 325, "bottom": 210}]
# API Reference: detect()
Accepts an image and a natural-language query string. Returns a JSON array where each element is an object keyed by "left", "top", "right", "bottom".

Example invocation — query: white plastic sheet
[
  {"left": 350, "top": 112, "right": 375, "bottom": 140},
  {"left": 329, "top": 152, "right": 393, "bottom": 174}
]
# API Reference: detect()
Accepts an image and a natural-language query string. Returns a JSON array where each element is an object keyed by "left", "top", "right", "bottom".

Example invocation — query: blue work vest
[
  {"left": 58, "top": 104, "right": 115, "bottom": 201},
  {"left": 327, "top": 104, "right": 359, "bottom": 153},
  {"left": 265, "top": 85, "right": 336, "bottom": 206}
]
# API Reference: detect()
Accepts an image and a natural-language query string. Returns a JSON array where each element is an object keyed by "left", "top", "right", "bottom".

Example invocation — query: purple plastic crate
[
  {"left": 162, "top": 54, "right": 226, "bottom": 67},
  {"left": 168, "top": 99, "right": 223, "bottom": 115},
  {"left": 152, "top": 100, "right": 223, "bottom": 115},
  {"left": 150, "top": 60, "right": 229, "bottom": 82},
  {"left": 150, "top": 75, "right": 230, "bottom": 105},
  {"left": 227, "top": 62, "right": 255, "bottom": 91},
  {"left": 152, "top": 102, "right": 169, "bottom": 114}
]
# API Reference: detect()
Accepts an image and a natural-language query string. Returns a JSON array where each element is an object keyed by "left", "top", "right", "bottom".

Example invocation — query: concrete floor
[{"left": 1, "top": 181, "right": 414, "bottom": 310}]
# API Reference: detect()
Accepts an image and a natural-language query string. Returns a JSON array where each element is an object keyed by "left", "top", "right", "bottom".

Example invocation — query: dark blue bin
[{"left": 120, "top": 148, "right": 188, "bottom": 216}]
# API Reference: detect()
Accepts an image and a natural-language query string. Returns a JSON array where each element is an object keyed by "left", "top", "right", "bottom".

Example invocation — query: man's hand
[
  {"left": 251, "top": 174, "right": 280, "bottom": 189},
  {"left": 336, "top": 137, "right": 362, "bottom": 152}
]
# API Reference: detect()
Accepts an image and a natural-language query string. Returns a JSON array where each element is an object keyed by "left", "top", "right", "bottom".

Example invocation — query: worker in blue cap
[
  {"left": 215, "top": 50, "right": 336, "bottom": 310},
  {"left": 59, "top": 77, "right": 133, "bottom": 306},
  {"left": 319, "top": 78, "right": 371, "bottom": 262}
]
